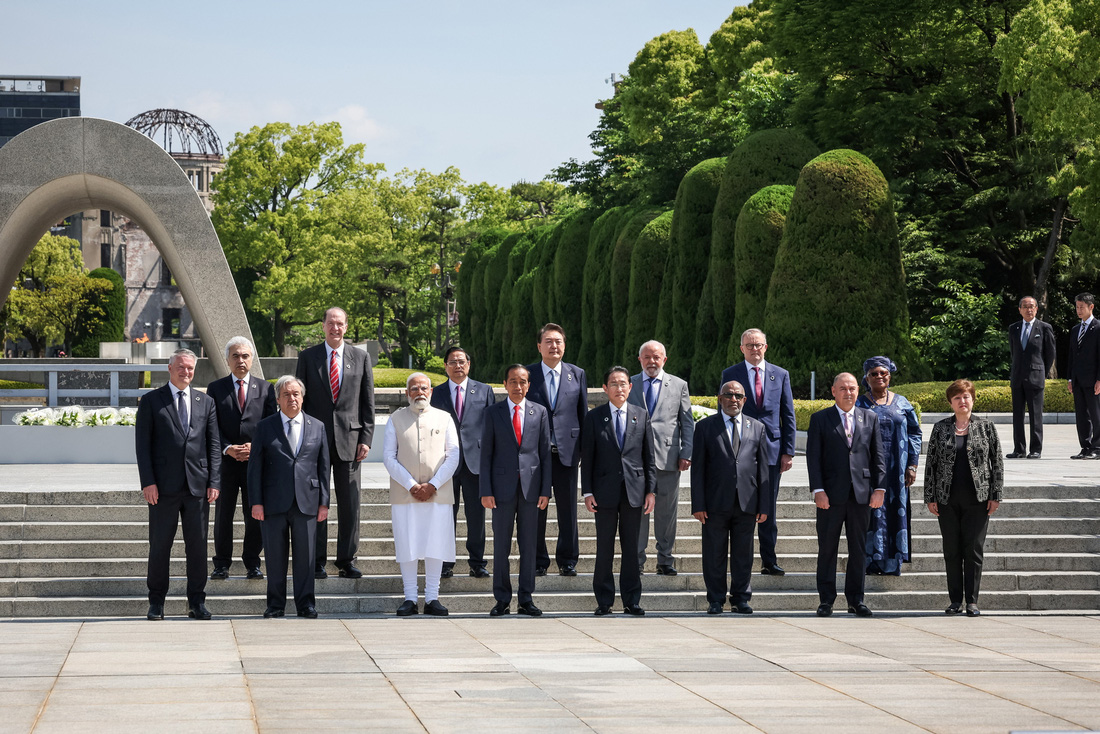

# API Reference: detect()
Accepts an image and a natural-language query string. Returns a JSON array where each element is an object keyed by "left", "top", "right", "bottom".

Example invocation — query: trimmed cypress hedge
[
  {"left": 764, "top": 149, "right": 927, "bottom": 393},
  {"left": 610, "top": 208, "right": 665, "bottom": 367},
  {"left": 532, "top": 224, "right": 564, "bottom": 330},
  {"left": 494, "top": 232, "right": 537, "bottom": 368},
  {"left": 73, "top": 267, "right": 126, "bottom": 357},
  {"left": 623, "top": 210, "right": 675, "bottom": 366},
  {"left": 510, "top": 268, "right": 539, "bottom": 372},
  {"left": 553, "top": 209, "right": 601, "bottom": 354},
  {"left": 480, "top": 234, "right": 519, "bottom": 375},
  {"left": 690, "top": 273, "right": 720, "bottom": 393},
  {"left": 581, "top": 207, "right": 630, "bottom": 374}
]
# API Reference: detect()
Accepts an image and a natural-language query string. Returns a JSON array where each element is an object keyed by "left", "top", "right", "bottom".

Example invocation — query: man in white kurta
[{"left": 383, "top": 372, "right": 459, "bottom": 616}]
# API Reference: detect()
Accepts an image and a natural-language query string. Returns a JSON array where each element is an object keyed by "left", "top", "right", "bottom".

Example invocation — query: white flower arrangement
[
  {"left": 13, "top": 406, "right": 137, "bottom": 427},
  {"left": 691, "top": 405, "right": 718, "bottom": 421}
]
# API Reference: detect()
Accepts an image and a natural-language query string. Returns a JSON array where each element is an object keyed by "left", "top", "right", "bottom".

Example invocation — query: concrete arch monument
[{"left": 0, "top": 117, "right": 257, "bottom": 378}]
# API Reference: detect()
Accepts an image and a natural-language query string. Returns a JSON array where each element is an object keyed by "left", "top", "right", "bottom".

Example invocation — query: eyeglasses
[
  {"left": 867, "top": 370, "right": 890, "bottom": 378},
  {"left": 719, "top": 392, "right": 746, "bottom": 400},
  {"left": 606, "top": 381, "right": 630, "bottom": 389},
  {"left": 742, "top": 343, "right": 766, "bottom": 350},
  {"left": 446, "top": 359, "right": 468, "bottom": 366}
]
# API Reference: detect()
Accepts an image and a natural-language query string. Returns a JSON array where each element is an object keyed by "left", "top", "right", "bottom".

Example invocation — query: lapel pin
[
  {"left": 528, "top": 409, "right": 534, "bottom": 415},
  {"left": 345, "top": 363, "right": 351, "bottom": 370},
  {"left": 769, "top": 374, "right": 775, "bottom": 381},
  {"left": 604, "top": 417, "right": 609, "bottom": 422},
  {"left": 631, "top": 416, "right": 637, "bottom": 424}
]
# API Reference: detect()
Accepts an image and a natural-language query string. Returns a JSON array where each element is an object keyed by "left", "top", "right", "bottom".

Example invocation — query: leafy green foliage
[
  {"left": 910, "top": 281, "right": 1011, "bottom": 380},
  {"left": 72, "top": 268, "right": 125, "bottom": 357},
  {"left": 612, "top": 209, "right": 667, "bottom": 364},
  {"left": 553, "top": 209, "right": 601, "bottom": 352},
  {"left": 623, "top": 211, "right": 675, "bottom": 365}
]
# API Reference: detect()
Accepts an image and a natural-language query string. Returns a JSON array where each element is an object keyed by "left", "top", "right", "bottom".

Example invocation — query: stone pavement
[{"left": 3, "top": 613, "right": 1100, "bottom": 733}]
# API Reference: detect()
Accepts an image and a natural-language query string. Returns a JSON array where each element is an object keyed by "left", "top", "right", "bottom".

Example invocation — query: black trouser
[
  {"left": 147, "top": 490, "right": 209, "bottom": 605},
  {"left": 937, "top": 498, "right": 990, "bottom": 605},
  {"left": 536, "top": 453, "right": 579, "bottom": 569},
  {"left": 757, "top": 463, "right": 782, "bottom": 567},
  {"left": 815, "top": 489, "right": 870, "bottom": 606},
  {"left": 492, "top": 486, "right": 540, "bottom": 605},
  {"left": 211, "top": 465, "right": 262, "bottom": 571},
  {"left": 1011, "top": 382, "right": 1045, "bottom": 454},
  {"left": 444, "top": 464, "right": 486, "bottom": 571},
  {"left": 262, "top": 505, "right": 318, "bottom": 613},
  {"left": 1072, "top": 381, "right": 1100, "bottom": 451},
  {"left": 702, "top": 504, "right": 757, "bottom": 605},
  {"left": 316, "top": 457, "right": 360, "bottom": 568},
  {"left": 593, "top": 492, "right": 643, "bottom": 608}
]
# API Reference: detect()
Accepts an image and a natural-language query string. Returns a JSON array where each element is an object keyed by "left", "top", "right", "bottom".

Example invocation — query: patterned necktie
[
  {"left": 287, "top": 418, "right": 300, "bottom": 456},
  {"left": 512, "top": 404, "right": 523, "bottom": 445},
  {"left": 754, "top": 366, "right": 764, "bottom": 406},
  {"left": 645, "top": 378, "right": 657, "bottom": 416},
  {"left": 237, "top": 379, "right": 246, "bottom": 411},
  {"left": 329, "top": 349, "right": 340, "bottom": 402},
  {"left": 455, "top": 385, "right": 464, "bottom": 422},
  {"left": 1080, "top": 321, "right": 1088, "bottom": 345},
  {"left": 1021, "top": 322, "right": 1030, "bottom": 350},
  {"left": 615, "top": 409, "right": 625, "bottom": 448},
  {"left": 548, "top": 369, "right": 558, "bottom": 410},
  {"left": 177, "top": 390, "right": 189, "bottom": 433},
  {"left": 843, "top": 412, "right": 853, "bottom": 447}
]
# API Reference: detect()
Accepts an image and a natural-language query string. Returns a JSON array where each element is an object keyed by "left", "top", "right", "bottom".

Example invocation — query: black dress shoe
[
  {"left": 816, "top": 603, "right": 833, "bottom": 617},
  {"left": 1086, "top": 452, "right": 1100, "bottom": 460},
  {"left": 623, "top": 605, "right": 645, "bottom": 616},
  {"left": 848, "top": 603, "right": 873, "bottom": 617},
  {"left": 424, "top": 600, "right": 449, "bottom": 617},
  {"left": 315, "top": 565, "right": 328, "bottom": 579},
  {"left": 945, "top": 603, "right": 963, "bottom": 615},
  {"left": 1072, "top": 450, "right": 1090, "bottom": 459},
  {"left": 210, "top": 566, "right": 229, "bottom": 580},
  {"left": 440, "top": 565, "right": 454, "bottom": 578},
  {"left": 707, "top": 602, "right": 723, "bottom": 615},
  {"left": 656, "top": 564, "right": 677, "bottom": 576},
  {"left": 594, "top": 605, "right": 612, "bottom": 616},
  {"left": 146, "top": 603, "right": 164, "bottom": 621},
  {"left": 263, "top": 606, "right": 285, "bottom": 618},
  {"left": 1026, "top": 452, "right": 1042, "bottom": 459},
  {"left": 337, "top": 563, "right": 363, "bottom": 578},
  {"left": 559, "top": 564, "right": 577, "bottom": 577},
  {"left": 761, "top": 564, "right": 786, "bottom": 576},
  {"left": 297, "top": 606, "right": 318, "bottom": 619},
  {"left": 517, "top": 601, "right": 543, "bottom": 616},
  {"left": 396, "top": 600, "right": 418, "bottom": 617},
  {"left": 188, "top": 603, "right": 212, "bottom": 620},
  {"left": 1005, "top": 451, "right": 1025, "bottom": 459},
  {"left": 965, "top": 603, "right": 981, "bottom": 617},
  {"left": 490, "top": 601, "right": 510, "bottom": 616},
  {"left": 534, "top": 567, "right": 547, "bottom": 577},
  {"left": 733, "top": 602, "right": 753, "bottom": 615},
  {"left": 470, "top": 566, "right": 490, "bottom": 578},
  {"left": 246, "top": 567, "right": 264, "bottom": 580}
]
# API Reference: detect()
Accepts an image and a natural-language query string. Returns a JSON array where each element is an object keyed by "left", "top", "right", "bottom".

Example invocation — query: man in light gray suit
[{"left": 629, "top": 340, "right": 694, "bottom": 576}]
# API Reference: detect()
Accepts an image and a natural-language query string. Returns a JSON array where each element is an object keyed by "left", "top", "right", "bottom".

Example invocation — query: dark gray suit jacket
[
  {"left": 430, "top": 378, "right": 496, "bottom": 475},
  {"left": 295, "top": 342, "right": 375, "bottom": 462},
  {"left": 135, "top": 383, "right": 221, "bottom": 496},
  {"left": 1008, "top": 319, "right": 1055, "bottom": 388},
  {"left": 525, "top": 361, "right": 588, "bottom": 466},
  {"left": 247, "top": 412, "right": 331, "bottom": 516},
  {"left": 206, "top": 374, "right": 277, "bottom": 485},
  {"left": 690, "top": 412, "right": 770, "bottom": 515},
  {"left": 806, "top": 406, "right": 887, "bottom": 506},
  {"left": 480, "top": 399, "right": 552, "bottom": 503},
  {"left": 1068, "top": 319, "right": 1100, "bottom": 385},
  {"left": 581, "top": 402, "right": 656, "bottom": 509}
]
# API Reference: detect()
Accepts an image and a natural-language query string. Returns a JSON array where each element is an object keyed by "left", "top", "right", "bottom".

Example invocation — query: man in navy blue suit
[
  {"left": 526, "top": 323, "right": 588, "bottom": 577},
  {"left": 136, "top": 348, "right": 221, "bottom": 621},
  {"left": 480, "top": 365, "right": 552, "bottom": 616},
  {"left": 430, "top": 346, "right": 496, "bottom": 578},
  {"left": 248, "top": 376, "right": 330, "bottom": 619},
  {"left": 1067, "top": 293, "right": 1100, "bottom": 459},
  {"left": 207, "top": 336, "right": 277, "bottom": 581},
  {"left": 719, "top": 328, "right": 796, "bottom": 576}
]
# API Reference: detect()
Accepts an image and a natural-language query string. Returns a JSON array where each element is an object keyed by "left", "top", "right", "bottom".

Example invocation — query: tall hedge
[
  {"left": 623, "top": 211, "right": 675, "bottom": 366},
  {"left": 459, "top": 227, "right": 509, "bottom": 365},
  {"left": 73, "top": 267, "right": 125, "bottom": 357},
  {"left": 552, "top": 209, "right": 600, "bottom": 352},
  {"left": 532, "top": 224, "right": 564, "bottom": 330},
  {"left": 480, "top": 235, "right": 518, "bottom": 375},
  {"left": 700, "top": 129, "right": 820, "bottom": 389},
  {"left": 728, "top": 185, "right": 795, "bottom": 363},
  {"left": 662, "top": 157, "right": 725, "bottom": 377},
  {"left": 690, "top": 275, "right": 720, "bottom": 393},
  {"left": 510, "top": 269, "right": 538, "bottom": 376},
  {"left": 580, "top": 207, "right": 630, "bottom": 374},
  {"left": 610, "top": 208, "right": 665, "bottom": 367},
  {"left": 764, "top": 149, "right": 926, "bottom": 393},
  {"left": 494, "top": 232, "right": 537, "bottom": 369}
]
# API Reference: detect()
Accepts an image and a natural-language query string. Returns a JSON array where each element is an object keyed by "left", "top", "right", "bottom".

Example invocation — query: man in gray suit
[
  {"left": 690, "top": 380, "right": 770, "bottom": 615},
  {"left": 629, "top": 340, "right": 694, "bottom": 576},
  {"left": 249, "top": 376, "right": 330, "bottom": 619},
  {"left": 582, "top": 366, "right": 656, "bottom": 616}
]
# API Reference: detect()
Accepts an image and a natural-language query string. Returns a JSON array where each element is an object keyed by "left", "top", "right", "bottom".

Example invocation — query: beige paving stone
[
  {"left": 0, "top": 652, "right": 69, "bottom": 677},
  {"left": 31, "top": 719, "right": 256, "bottom": 734},
  {"left": 940, "top": 670, "right": 1100, "bottom": 728},
  {"left": 60, "top": 650, "right": 243, "bottom": 676},
  {"left": 0, "top": 706, "right": 43, "bottom": 733}
]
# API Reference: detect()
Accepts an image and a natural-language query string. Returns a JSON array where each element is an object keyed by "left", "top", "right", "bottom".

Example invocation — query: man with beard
[{"left": 382, "top": 372, "right": 460, "bottom": 616}]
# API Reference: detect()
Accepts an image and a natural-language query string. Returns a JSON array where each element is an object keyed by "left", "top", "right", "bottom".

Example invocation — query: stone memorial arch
[{"left": 0, "top": 117, "right": 258, "bottom": 378}]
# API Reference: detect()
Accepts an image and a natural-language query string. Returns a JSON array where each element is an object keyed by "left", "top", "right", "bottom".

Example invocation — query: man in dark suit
[
  {"left": 582, "top": 366, "right": 656, "bottom": 616},
  {"left": 806, "top": 373, "right": 887, "bottom": 617},
  {"left": 1007, "top": 296, "right": 1056, "bottom": 459},
  {"left": 207, "top": 336, "right": 277, "bottom": 580},
  {"left": 136, "top": 348, "right": 221, "bottom": 621},
  {"left": 719, "top": 328, "right": 796, "bottom": 576},
  {"left": 1068, "top": 293, "right": 1100, "bottom": 459},
  {"left": 526, "top": 323, "right": 588, "bottom": 577},
  {"left": 629, "top": 340, "right": 694, "bottom": 576},
  {"left": 295, "top": 306, "right": 375, "bottom": 578},
  {"left": 430, "top": 346, "right": 496, "bottom": 578},
  {"left": 480, "top": 364, "right": 552, "bottom": 616},
  {"left": 691, "top": 380, "right": 771, "bottom": 615},
  {"left": 248, "top": 376, "right": 330, "bottom": 618}
]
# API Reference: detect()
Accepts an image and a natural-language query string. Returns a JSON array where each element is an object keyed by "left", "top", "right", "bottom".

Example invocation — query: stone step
[{"left": 3, "top": 588, "right": 1098, "bottom": 618}]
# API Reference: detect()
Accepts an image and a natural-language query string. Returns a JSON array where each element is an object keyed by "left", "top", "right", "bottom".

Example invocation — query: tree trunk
[
  {"left": 376, "top": 292, "right": 390, "bottom": 358},
  {"left": 273, "top": 312, "right": 287, "bottom": 356},
  {"left": 1034, "top": 196, "right": 1068, "bottom": 319}
]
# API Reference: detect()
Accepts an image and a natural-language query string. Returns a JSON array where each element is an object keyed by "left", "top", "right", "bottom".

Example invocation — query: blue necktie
[
  {"left": 548, "top": 369, "right": 558, "bottom": 410},
  {"left": 645, "top": 378, "right": 657, "bottom": 416},
  {"left": 1021, "top": 322, "right": 1030, "bottom": 349},
  {"left": 615, "top": 409, "right": 625, "bottom": 449}
]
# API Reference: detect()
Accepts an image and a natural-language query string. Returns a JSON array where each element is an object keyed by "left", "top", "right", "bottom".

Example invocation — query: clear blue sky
[{"left": 6, "top": 1, "right": 740, "bottom": 188}]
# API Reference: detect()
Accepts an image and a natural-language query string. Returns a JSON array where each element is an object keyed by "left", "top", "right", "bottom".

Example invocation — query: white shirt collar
[
  {"left": 645, "top": 370, "right": 665, "bottom": 383},
  {"left": 835, "top": 405, "right": 855, "bottom": 420},
  {"left": 233, "top": 374, "right": 250, "bottom": 387},
  {"left": 279, "top": 410, "right": 300, "bottom": 426},
  {"left": 449, "top": 378, "right": 469, "bottom": 393},
  {"left": 1022, "top": 318, "right": 1035, "bottom": 326},
  {"left": 168, "top": 381, "right": 190, "bottom": 399},
  {"left": 508, "top": 398, "right": 526, "bottom": 411},
  {"left": 326, "top": 342, "right": 343, "bottom": 360},
  {"left": 542, "top": 362, "right": 561, "bottom": 379},
  {"left": 744, "top": 359, "right": 767, "bottom": 372}
]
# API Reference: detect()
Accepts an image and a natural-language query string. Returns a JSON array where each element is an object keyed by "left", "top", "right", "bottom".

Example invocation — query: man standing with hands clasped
[
  {"left": 1067, "top": 293, "right": 1100, "bottom": 460},
  {"left": 806, "top": 373, "right": 887, "bottom": 618},
  {"left": 582, "top": 366, "right": 656, "bottom": 616},
  {"left": 1006, "top": 296, "right": 1055, "bottom": 459}
]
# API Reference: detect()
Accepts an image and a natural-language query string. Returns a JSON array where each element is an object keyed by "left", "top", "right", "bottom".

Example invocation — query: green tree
[
  {"left": 610, "top": 208, "right": 666, "bottom": 365},
  {"left": 581, "top": 207, "right": 632, "bottom": 374},
  {"left": 623, "top": 211, "right": 675, "bottom": 365},
  {"left": 72, "top": 267, "right": 125, "bottom": 357},
  {"left": 2, "top": 234, "right": 92, "bottom": 357},
  {"left": 552, "top": 209, "right": 600, "bottom": 356},
  {"left": 911, "top": 280, "right": 1011, "bottom": 379}
]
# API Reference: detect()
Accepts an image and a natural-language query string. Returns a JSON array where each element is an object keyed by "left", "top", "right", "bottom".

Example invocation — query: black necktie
[
  {"left": 177, "top": 390, "right": 189, "bottom": 433},
  {"left": 730, "top": 418, "right": 740, "bottom": 456}
]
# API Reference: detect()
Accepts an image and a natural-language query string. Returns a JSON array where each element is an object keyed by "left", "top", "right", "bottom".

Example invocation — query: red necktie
[
  {"left": 754, "top": 366, "right": 764, "bottom": 405},
  {"left": 512, "top": 404, "right": 523, "bottom": 445},
  {"left": 329, "top": 349, "right": 340, "bottom": 402},
  {"left": 236, "top": 379, "right": 245, "bottom": 411}
]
